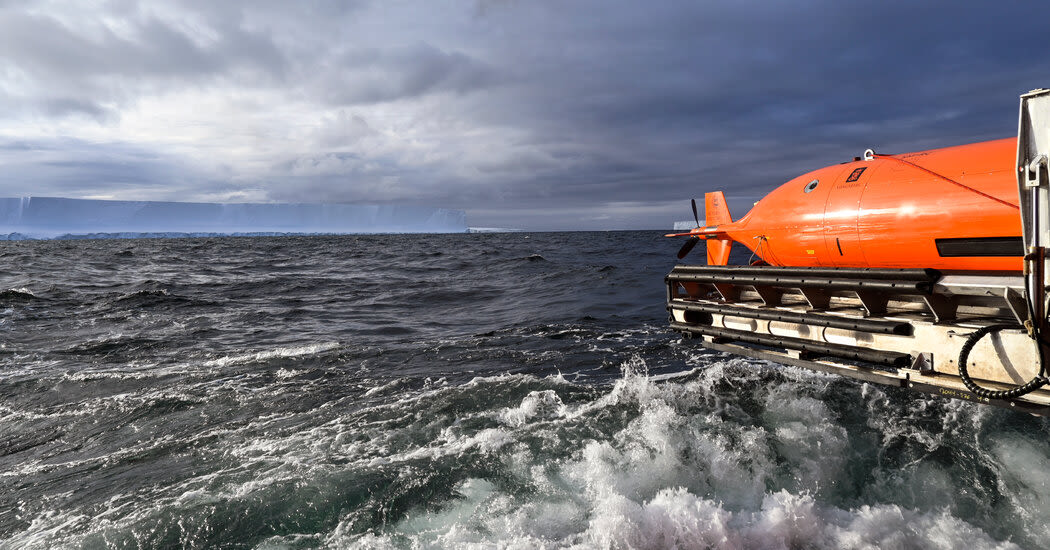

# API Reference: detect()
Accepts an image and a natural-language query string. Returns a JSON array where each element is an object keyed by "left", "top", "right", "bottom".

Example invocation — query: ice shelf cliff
[{"left": 0, "top": 197, "right": 468, "bottom": 239}]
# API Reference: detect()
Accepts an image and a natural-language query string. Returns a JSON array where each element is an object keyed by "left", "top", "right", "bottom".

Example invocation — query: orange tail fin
[{"left": 704, "top": 191, "right": 734, "bottom": 265}]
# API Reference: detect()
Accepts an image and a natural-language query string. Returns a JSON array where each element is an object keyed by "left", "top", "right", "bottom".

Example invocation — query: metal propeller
[
  {"left": 676, "top": 198, "right": 702, "bottom": 259},
  {"left": 677, "top": 236, "right": 700, "bottom": 259}
]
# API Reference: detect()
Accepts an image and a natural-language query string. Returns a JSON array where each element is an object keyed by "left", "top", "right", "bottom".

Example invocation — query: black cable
[
  {"left": 958, "top": 324, "right": 1048, "bottom": 399},
  {"left": 1022, "top": 263, "right": 1050, "bottom": 378}
]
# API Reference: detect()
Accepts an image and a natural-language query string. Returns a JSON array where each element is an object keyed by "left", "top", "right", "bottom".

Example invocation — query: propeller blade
[
  {"left": 691, "top": 198, "right": 700, "bottom": 227},
  {"left": 677, "top": 236, "right": 700, "bottom": 259}
]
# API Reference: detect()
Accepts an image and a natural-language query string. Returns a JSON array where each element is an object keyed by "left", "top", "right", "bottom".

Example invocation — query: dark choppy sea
[{"left": 1, "top": 231, "right": 1049, "bottom": 549}]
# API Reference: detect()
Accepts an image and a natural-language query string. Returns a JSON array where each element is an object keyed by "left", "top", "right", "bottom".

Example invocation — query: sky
[{"left": 0, "top": 0, "right": 1046, "bottom": 231}]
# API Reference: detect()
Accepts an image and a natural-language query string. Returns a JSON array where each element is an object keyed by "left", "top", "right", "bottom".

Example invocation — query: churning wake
[{"left": 4, "top": 355, "right": 1046, "bottom": 549}]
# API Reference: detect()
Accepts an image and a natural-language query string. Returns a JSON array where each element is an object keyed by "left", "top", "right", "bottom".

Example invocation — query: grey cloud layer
[
  {"left": 0, "top": 7, "right": 285, "bottom": 117},
  {"left": 0, "top": 0, "right": 1046, "bottom": 229},
  {"left": 315, "top": 44, "right": 499, "bottom": 105}
]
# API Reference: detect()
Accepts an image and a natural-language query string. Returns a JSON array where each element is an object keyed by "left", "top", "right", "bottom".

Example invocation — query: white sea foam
[
  {"left": 989, "top": 434, "right": 1050, "bottom": 543},
  {"left": 323, "top": 358, "right": 1029, "bottom": 549},
  {"left": 274, "top": 368, "right": 297, "bottom": 379},
  {"left": 202, "top": 342, "right": 341, "bottom": 368},
  {"left": 60, "top": 359, "right": 181, "bottom": 381},
  {"left": 6, "top": 355, "right": 1040, "bottom": 549},
  {"left": 499, "top": 389, "right": 567, "bottom": 427}
]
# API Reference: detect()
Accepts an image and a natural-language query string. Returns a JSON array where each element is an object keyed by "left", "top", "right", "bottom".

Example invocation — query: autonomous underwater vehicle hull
[{"left": 666, "top": 89, "right": 1050, "bottom": 414}]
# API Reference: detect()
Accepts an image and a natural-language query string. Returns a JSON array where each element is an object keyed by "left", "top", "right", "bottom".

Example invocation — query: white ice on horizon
[{"left": 0, "top": 196, "right": 468, "bottom": 238}]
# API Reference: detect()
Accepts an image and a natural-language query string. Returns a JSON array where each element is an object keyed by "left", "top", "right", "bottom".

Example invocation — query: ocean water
[{"left": 1, "top": 231, "right": 1048, "bottom": 549}]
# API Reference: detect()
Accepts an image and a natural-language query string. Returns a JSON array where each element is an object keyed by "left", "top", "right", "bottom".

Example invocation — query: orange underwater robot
[
  {"left": 666, "top": 89, "right": 1050, "bottom": 415},
  {"left": 669, "top": 138, "right": 1022, "bottom": 271}
]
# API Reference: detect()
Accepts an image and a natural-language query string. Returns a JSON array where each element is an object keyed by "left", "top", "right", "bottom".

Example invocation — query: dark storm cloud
[
  {"left": 315, "top": 43, "right": 499, "bottom": 105},
  {"left": 39, "top": 98, "right": 116, "bottom": 121},
  {"left": 437, "top": 0, "right": 1048, "bottom": 226},
  {"left": 0, "top": 0, "right": 1046, "bottom": 230},
  {"left": 0, "top": 137, "right": 210, "bottom": 199}
]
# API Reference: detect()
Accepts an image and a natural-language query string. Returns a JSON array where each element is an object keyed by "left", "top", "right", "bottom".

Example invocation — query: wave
[
  {"left": 325, "top": 359, "right": 1034, "bottom": 549},
  {"left": 202, "top": 342, "right": 342, "bottom": 368},
  {"left": 0, "top": 287, "right": 38, "bottom": 302},
  {"left": 110, "top": 288, "right": 217, "bottom": 310},
  {"left": 9, "top": 358, "right": 1044, "bottom": 548},
  {"left": 4, "top": 232, "right": 1048, "bottom": 549}
]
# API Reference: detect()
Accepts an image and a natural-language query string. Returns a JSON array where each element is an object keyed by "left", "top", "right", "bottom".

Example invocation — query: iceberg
[{"left": 0, "top": 197, "right": 468, "bottom": 239}]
